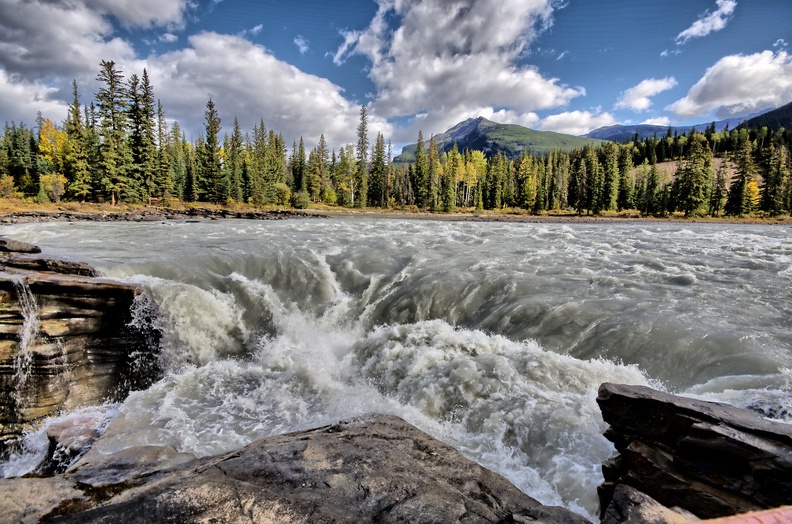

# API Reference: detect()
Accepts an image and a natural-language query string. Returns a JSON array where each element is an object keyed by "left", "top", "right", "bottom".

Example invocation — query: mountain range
[
  {"left": 583, "top": 110, "right": 772, "bottom": 143},
  {"left": 393, "top": 117, "right": 604, "bottom": 162},
  {"left": 743, "top": 100, "right": 792, "bottom": 130}
]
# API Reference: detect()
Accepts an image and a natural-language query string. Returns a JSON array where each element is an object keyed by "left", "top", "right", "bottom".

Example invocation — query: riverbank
[{"left": 0, "top": 200, "right": 789, "bottom": 225}]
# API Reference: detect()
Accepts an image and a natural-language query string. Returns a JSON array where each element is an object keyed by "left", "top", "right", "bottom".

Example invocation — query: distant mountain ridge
[
  {"left": 394, "top": 117, "right": 604, "bottom": 162},
  {"left": 584, "top": 110, "right": 773, "bottom": 143},
  {"left": 743, "top": 101, "right": 792, "bottom": 130}
]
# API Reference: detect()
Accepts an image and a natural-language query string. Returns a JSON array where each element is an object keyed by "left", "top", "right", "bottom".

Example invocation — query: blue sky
[{"left": 0, "top": 0, "right": 790, "bottom": 152}]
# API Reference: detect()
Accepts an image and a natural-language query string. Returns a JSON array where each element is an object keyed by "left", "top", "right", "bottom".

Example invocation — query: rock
[
  {"left": 0, "top": 266, "right": 160, "bottom": 451},
  {"left": 0, "top": 255, "right": 99, "bottom": 277},
  {"left": 597, "top": 383, "right": 792, "bottom": 521},
  {"left": 602, "top": 484, "right": 698, "bottom": 524},
  {"left": 0, "top": 238, "right": 41, "bottom": 254},
  {"left": 0, "top": 476, "right": 87, "bottom": 524},
  {"left": 23, "top": 415, "right": 590, "bottom": 523}
]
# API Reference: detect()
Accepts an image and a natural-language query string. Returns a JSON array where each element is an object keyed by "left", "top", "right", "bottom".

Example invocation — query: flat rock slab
[{"left": 22, "top": 414, "right": 589, "bottom": 523}]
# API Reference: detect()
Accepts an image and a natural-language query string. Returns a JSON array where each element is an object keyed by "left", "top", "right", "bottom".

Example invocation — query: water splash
[{"left": 12, "top": 277, "right": 40, "bottom": 392}]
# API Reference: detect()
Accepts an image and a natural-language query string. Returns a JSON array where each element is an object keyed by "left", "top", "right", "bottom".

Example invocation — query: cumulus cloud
[
  {"left": 667, "top": 50, "right": 792, "bottom": 118},
  {"left": 335, "top": 0, "right": 582, "bottom": 137},
  {"left": 641, "top": 117, "right": 671, "bottom": 126},
  {"left": 294, "top": 36, "right": 309, "bottom": 55},
  {"left": 147, "top": 33, "right": 390, "bottom": 148},
  {"left": 160, "top": 33, "right": 179, "bottom": 43},
  {"left": 84, "top": 0, "right": 189, "bottom": 28},
  {"left": 615, "top": 77, "right": 677, "bottom": 111},
  {"left": 0, "top": 70, "right": 68, "bottom": 125},
  {"left": 676, "top": 0, "right": 737, "bottom": 45},
  {"left": 537, "top": 110, "right": 616, "bottom": 136}
]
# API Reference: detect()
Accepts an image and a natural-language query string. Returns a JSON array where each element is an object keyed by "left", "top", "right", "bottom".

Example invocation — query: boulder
[
  {"left": 0, "top": 415, "right": 589, "bottom": 523},
  {"left": 597, "top": 383, "right": 792, "bottom": 522}
]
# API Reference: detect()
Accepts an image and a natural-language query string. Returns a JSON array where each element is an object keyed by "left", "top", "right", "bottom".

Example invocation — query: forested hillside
[{"left": 2, "top": 61, "right": 791, "bottom": 218}]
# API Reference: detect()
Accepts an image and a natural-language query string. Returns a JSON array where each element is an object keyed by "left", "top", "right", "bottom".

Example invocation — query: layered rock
[
  {"left": 597, "top": 382, "right": 792, "bottom": 522},
  {"left": 0, "top": 239, "right": 159, "bottom": 451},
  {"left": 0, "top": 414, "right": 589, "bottom": 523}
]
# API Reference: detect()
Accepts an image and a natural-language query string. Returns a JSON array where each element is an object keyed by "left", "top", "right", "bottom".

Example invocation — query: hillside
[
  {"left": 394, "top": 117, "right": 604, "bottom": 162},
  {"left": 743, "top": 100, "right": 792, "bottom": 130}
]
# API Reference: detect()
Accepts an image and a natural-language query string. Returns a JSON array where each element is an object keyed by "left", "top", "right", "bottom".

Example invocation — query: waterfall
[{"left": 12, "top": 277, "right": 40, "bottom": 392}]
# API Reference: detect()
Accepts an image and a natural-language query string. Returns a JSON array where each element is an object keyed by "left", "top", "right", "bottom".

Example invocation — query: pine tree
[
  {"left": 442, "top": 141, "right": 459, "bottom": 212},
  {"left": 155, "top": 100, "right": 172, "bottom": 199},
  {"left": 762, "top": 142, "right": 789, "bottom": 216},
  {"left": 199, "top": 98, "right": 224, "bottom": 203},
  {"left": 95, "top": 60, "right": 129, "bottom": 205},
  {"left": 725, "top": 139, "right": 757, "bottom": 216},
  {"left": 64, "top": 80, "right": 92, "bottom": 201},
  {"left": 414, "top": 131, "right": 427, "bottom": 208},
  {"left": 126, "top": 70, "right": 157, "bottom": 203},
  {"left": 368, "top": 132, "right": 386, "bottom": 207},
  {"left": 675, "top": 134, "right": 713, "bottom": 217},
  {"left": 355, "top": 105, "right": 369, "bottom": 208},
  {"left": 709, "top": 160, "right": 728, "bottom": 217},
  {"left": 616, "top": 146, "right": 634, "bottom": 210},
  {"left": 227, "top": 117, "right": 244, "bottom": 202},
  {"left": 601, "top": 142, "right": 619, "bottom": 211},
  {"left": 427, "top": 135, "right": 442, "bottom": 210}
]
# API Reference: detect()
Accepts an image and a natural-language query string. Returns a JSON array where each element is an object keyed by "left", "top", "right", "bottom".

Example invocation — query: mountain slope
[
  {"left": 394, "top": 117, "right": 604, "bottom": 162},
  {"left": 743, "top": 101, "right": 792, "bottom": 130}
]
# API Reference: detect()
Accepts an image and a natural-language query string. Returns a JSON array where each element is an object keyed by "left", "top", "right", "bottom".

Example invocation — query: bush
[
  {"left": 0, "top": 175, "right": 15, "bottom": 198},
  {"left": 274, "top": 183, "right": 292, "bottom": 206},
  {"left": 291, "top": 190, "right": 310, "bottom": 209}
]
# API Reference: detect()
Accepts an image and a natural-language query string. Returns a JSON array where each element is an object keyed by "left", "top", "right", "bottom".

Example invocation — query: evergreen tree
[
  {"left": 725, "top": 139, "right": 758, "bottom": 216},
  {"left": 709, "top": 160, "right": 728, "bottom": 217},
  {"left": 601, "top": 142, "right": 619, "bottom": 211},
  {"left": 95, "top": 60, "right": 129, "bottom": 204},
  {"left": 368, "top": 132, "right": 386, "bottom": 207},
  {"left": 675, "top": 134, "right": 713, "bottom": 217},
  {"left": 414, "top": 131, "right": 427, "bottom": 208},
  {"left": 155, "top": 100, "right": 172, "bottom": 199},
  {"left": 126, "top": 70, "right": 157, "bottom": 202},
  {"left": 442, "top": 142, "right": 459, "bottom": 212},
  {"left": 227, "top": 117, "right": 244, "bottom": 202},
  {"left": 199, "top": 98, "right": 224, "bottom": 203},
  {"left": 616, "top": 146, "right": 634, "bottom": 210},
  {"left": 355, "top": 105, "right": 369, "bottom": 208},
  {"left": 64, "top": 80, "right": 92, "bottom": 201},
  {"left": 762, "top": 142, "right": 789, "bottom": 216}
]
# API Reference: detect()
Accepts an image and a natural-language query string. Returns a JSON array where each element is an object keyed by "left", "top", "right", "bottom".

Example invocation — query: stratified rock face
[
  {"left": 0, "top": 244, "right": 159, "bottom": 450},
  {"left": 7, "top": 415, "right": 588, "bottom": 524},
  {"left": 597, "top": 383, "right": 792, "bottom": 522}
]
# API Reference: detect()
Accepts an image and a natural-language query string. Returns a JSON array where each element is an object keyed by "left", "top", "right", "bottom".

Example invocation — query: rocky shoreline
[
  {"left": 0, "top": 237, "right": 790, "bottom": 522},
  {"left": 0, "top": 207, "right": 325, "bottom": 224}
]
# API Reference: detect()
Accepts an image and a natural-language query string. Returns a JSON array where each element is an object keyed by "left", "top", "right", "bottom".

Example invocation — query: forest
[{"left": 1, "top": 60, "right": 791, "bottom": 218}]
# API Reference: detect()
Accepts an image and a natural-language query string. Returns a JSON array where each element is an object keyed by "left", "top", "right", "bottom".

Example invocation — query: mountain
[
  {"left": 584, "top": 111, "right": 771, "bottom": 143},
  {"left": 393, "top": 117, "right": 604, "bottom": 163},
  {"left": 743, "top": 100, "right": 792, "bottom": 130}
]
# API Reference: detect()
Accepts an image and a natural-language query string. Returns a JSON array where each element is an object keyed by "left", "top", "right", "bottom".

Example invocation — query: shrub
[
  {"left": 291, "top": 190, "right": 310, "bottom": 209},
  {"left": 274, "top": 183, "right": 292, "bottom": 206}
]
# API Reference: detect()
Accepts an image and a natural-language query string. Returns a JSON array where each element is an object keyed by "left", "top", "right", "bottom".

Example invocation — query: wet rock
[
  {"left": 0, "top": 253, "right": 159, "bottom": 451},
  {"left": 25, "top": 415, "right": 590, "bottom": 523},
  {"left": 602, "top": 484, "right": 698, "bottom": 524},
  {"left": 597, "top": 383, "right": 792, "bottom": 521}
]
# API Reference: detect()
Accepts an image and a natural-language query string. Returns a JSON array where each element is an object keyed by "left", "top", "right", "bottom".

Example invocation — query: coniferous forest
[{"left": 2, "top": 60, "right": 792, "bottom": 218}]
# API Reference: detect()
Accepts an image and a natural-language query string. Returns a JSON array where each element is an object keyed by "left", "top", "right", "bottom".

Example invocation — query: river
[{"left": 2, "top": 217, "right": 791, "bottom": 519}]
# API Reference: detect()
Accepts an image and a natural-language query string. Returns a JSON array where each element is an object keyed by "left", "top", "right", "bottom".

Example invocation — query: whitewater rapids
[{"left": 2, "top": 217, "right": 791, "bottom": 520}]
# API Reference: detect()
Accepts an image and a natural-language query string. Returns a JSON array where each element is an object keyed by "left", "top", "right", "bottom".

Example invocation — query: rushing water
[{"left": 2, "top": 218, "right": 791, "bottom": 519}]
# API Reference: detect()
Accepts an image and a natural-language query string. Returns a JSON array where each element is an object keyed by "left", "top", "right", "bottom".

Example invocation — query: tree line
[{"left": 1, "top": 60, "right": 791, "bottom": 218}]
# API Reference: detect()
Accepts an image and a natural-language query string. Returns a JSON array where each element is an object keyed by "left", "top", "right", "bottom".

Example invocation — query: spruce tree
[
  {"left": 199, "top": 98, "right": 224, "bottom": 203},
  {"left": 64, "top": 80, "right": 92, "bottom": 201},
  {"left": 675, "top": 134, "right": 713, "bottom": 217},
  {"left": 95, "top": 60, "right": 129, "bottom": 205},
  {"left": 355, "top": 105, "right": 369, "bottom": 208}
]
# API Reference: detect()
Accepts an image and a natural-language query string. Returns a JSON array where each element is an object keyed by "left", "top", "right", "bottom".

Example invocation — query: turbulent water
[{"left": 3, "top": 218, "right": 792, "bottom": 519}]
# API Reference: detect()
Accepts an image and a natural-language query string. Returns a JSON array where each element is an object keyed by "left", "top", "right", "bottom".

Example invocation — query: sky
[{"left": 1, "top": 0, "right": 791, "bottom": 153}]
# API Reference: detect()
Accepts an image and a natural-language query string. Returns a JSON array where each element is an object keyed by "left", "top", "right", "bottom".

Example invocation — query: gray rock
[
  {"left": 602, "top": 484, "right": 698, "bottom": 524},
  {"left": 38, "top": 415, "right": 589, "bottom": 523},
  {"left": 0, "top": 237, "right": 41, "bottom": 254},
  {"left": 597, "top": 383, "right": 792, "bottom": 521}
]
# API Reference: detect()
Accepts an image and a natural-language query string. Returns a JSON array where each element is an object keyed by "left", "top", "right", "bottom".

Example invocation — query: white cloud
[
  {"left": 160, "top": 33, "right": 179, "bottom": 43},
  {"left": 615, "top": 77, "right": 677, "bottom": 111},
  {"left": 240, "top": 25, "right": 263, "bottom": 38},
  {"left": 147, "top": 33, "right": 390, "bottom": 149},
  {"left": 294, "top": 35, "right": 309, "bottom": 55},
  {"left": 676, "top": 0, "right": 737, "bottom": 45},
  {"left": 335, "top": 0, "right": 582, "bottom": 138},
  {"left": 667, "top": 50, "right": 792, "bottom": 118},
  {"left": 641, "top": 117, "right": 671, "bottom": 126},
  {"left": 538, "top": 110, "right": 616, "bottom": 136},
  {"left": 0, "top": 70, "right": 68, "bottom": 125},
  {"left": 774, "top": 39, "right": 788, "bottom": 49},
  {"left": 85, "top": 0, "right": 189, "bottom": 28}
]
